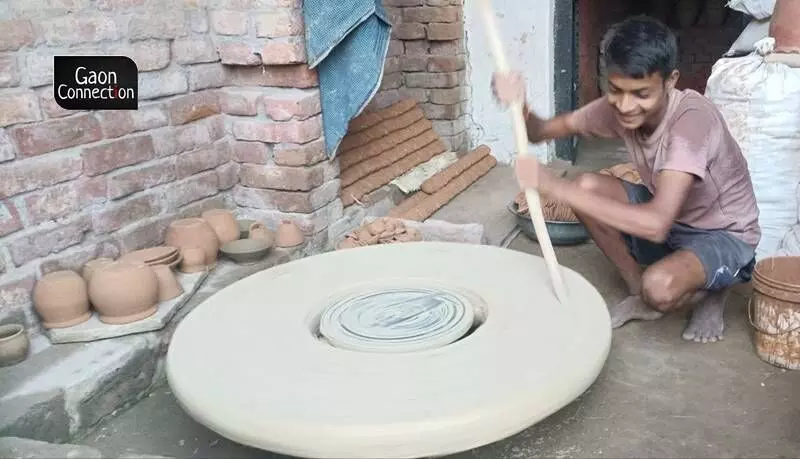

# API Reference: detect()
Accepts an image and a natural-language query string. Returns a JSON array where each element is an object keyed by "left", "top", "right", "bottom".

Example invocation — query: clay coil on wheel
[{"left": 166, "top": 242, "right": 611, "bottom": 459}]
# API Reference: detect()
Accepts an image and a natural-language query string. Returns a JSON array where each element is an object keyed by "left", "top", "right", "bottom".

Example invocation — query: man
[{"left": 492, "top": 15, "right": 760, "bottom": 343}]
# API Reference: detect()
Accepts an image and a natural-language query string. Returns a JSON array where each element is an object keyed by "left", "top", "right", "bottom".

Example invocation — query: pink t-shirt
[{"left": 571, "top": 88, "right": 761, "bottom": 248}]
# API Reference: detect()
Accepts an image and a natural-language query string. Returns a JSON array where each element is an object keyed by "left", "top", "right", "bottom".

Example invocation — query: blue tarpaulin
[{"left": 303, "top": 0, "right": 392, "bottom": 159}]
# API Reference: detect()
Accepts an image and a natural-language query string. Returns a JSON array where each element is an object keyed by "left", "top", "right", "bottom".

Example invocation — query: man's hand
[
  {"left": 491, "top": 71, "right": 525, "bottom": 106},
  {"left": 514, "top": 155, "right": 557, "bottom": 195}
]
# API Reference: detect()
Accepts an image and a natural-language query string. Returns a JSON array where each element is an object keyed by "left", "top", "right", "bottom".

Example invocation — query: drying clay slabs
[{"left": 166, "top": 242, "right": 612, "bottom": 459}]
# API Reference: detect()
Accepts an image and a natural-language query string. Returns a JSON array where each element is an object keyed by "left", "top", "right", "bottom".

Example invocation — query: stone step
[{"left": 0, "top": 436, "right": 175, "bottom": 459}]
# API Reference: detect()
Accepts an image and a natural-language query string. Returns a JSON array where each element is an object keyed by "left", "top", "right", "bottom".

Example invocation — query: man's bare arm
[{"left": 522, "top": 102, "right": 579, "bottom": 144}]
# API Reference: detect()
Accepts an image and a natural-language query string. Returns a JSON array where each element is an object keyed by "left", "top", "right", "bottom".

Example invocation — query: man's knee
[
  {"left": 641, "top": 268, "right": 683, "bottom": 312},
  {"left": 575, "top": 172, "right": 604, "bottom": 193}
]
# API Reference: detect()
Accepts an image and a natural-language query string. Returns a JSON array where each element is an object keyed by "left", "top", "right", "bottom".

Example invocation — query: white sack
[
  {"left": 726, "top": 0, "right": 776, "bottom": 19},
  {"left": 726, "top": 19, "right": 771, "bottom": 56}
]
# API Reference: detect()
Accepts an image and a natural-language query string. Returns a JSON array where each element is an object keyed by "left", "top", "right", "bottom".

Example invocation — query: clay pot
[
  {"left": 180, "top": 246, "right": 207, "bottom": 273},
  {"left": 275, "top": 220, "right": 305, "bottom": 248},
  {"left": 88, "top": 261, "right": 159, "bottom": 325},
  {"left": 249, "top": 222, "right": 272, "bottom": 240},
  {"left": 82, "top": 257, "right": 114, "bottom": 283},
  {"left": 153, "top": 265, "right": 183, "bottom": 301},
  {"left": 0, "top": 324, "right": 29, "bottom": 367},
  {"left": 164, "top": 218, "right": 219, "bottom": 267},
  {"left": 201, "top": 209, "right": 239, "bottom": 245},
  {"left": 32, "top": 270, "right": 91, "bottom": 329},
  {"left": 771, "top": 0, "right": 800, "bottom": 53}
]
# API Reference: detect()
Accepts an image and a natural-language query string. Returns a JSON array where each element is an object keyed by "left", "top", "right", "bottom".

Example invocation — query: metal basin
[{"left": 507, "top": 201, "right": 590, "bottom": 246}]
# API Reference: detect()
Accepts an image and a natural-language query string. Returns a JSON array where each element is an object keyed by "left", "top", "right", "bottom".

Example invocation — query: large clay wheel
[{"left": 166, "top": 242, "right": 611, "bottom": 459}]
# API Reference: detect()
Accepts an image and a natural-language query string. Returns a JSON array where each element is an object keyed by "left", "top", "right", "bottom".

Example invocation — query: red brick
[
  {"left": 108, "top": 158, "right": 177, "bottom": 199},
  {"left": 233, "top": 141, "right": 271, "bottom": 164},
  {"left": 168, "top": 171, "right": 219, "bottom": 210},
  {"left": 429, "top": 39, "right": 463, "bottom": 55},
  {"left": 262, "top": 89, "right": 321, "bottom": 121},
  {"left": 0, "top": 55, "right": 19, "bottom": 87},
  {"left": 255, "top": 9, "right": 303, "bottom": 37},
  {"left": 226, "top": 64, "right": 318, "bottom": 88},
  {"left": 0, "top": 20, "right": 35, "bottom": 51},
  {"left": 243, "top": 197, "right": 342, "bottom": 235},
  {"left": 0, "top": 90, "right": 41, "bottom": 128},
  {"left": 10, "top": 114, "right": 102, "bottom": 157},
  {"left": 239, "top": 163, "right": 324, "bottom": 191},
  {"left": 393, "top": 23, "right": 426, "bottom": 40},
  {"left": 425, "top": 0, "right": 449, "bottom": 5},
  {"left": 167, "top": 90, "right": 221, "bottom": 125},
  {"left": 429, "top": 87, "right": 465, "bottom": 105},
  {"left": 95, "top": 0, "right": 147, "bottom": 9},
  {"left": 216, "top": 162, "right": 239, "bottom": 190},
  {"left": 0, "top": 129, "right": 16, "bottom": 162},
  {"left": 82, "top": 135, "right": 156, "bottom": 176},
  {"left": 380, "top": 72, "right": 403, "bottom": 90},
  {"left": 151, "top": 122, "right": 214, "bottom": 158},
  {"left": 388, "top": 40, "right": 404, "bottom": 57},
  {"left": 207, "top": 115, "right": 226, "bottom": 141},
  {"left": 426, "top": 22, "right": 463, "bottom": 40},
  {"left": 39, "top": 239, "right": 122, "bottom": 275},
  {"left": 405, "top": 71, "right": 460, "bottom": 88},
  {"left": 0, "top": 200, "right": 23, "bottom": 237},
  {"left": 40, "top": 15, "right": 119, "bottom": 46},
  {"left": 260, "top": 38, "right": 307, "bottom": 65},
  {"left": 189, "top": 63, "right": 226, "bottom": 91},
  {"left": 432, "top": 119, "right": 465, "bottom": 136},
  {"left": 210, "top": 10, "right": 249, "bottom": 35},
  {"left": 232, "top": 115, "right": 322, "bottom": 144},
  {"left": 233, "top": 179, "right": 339, "bottom": 213},
  {"left": 273, "top": 138, "right": 326, "bottom": 166},
  {"left": 114, "top": 214, "right": 172, "bottom": 252},
  {"left": 95, "top": 104, "right": 168, "bottom": 138},
  {"left": 219, "top": 89, "right": 262, "bottom": 115},
  {"left": 218, "top": 43, "right": 263, "bottom": 66},
  {"left": 20, "top": 178, "right": 107, "bottom": 225},
  {"left": 421, "top": 101, "right": 465, "bottom": 119},
  {"left": 176, "top": 143, "right": 228, "bottom": 178},
  {"left": 428, "top": 55, "right": 465, "bottom": 72},
  {"left": 7, "top": 216, "right": 92, "bottom": 267},
  {"left": 37, "top": 87, "right": 77, "bottom": 119},
  {"left": 111, "top": 39, "right": 171, "bottom": 72},
  {"left": 384, "top": 56, "right": 401, "bottom": 74},
  {"left": 129, "top": 9, "right": 188, "bottom": 40},
  {"left": 0, "top": 154, "right": 83, "bottom": 199},
  {"left": 405, "top": 40, "right": 430, "bottom": 55},
  {"left": 93, "top": 193, "right": 161, "bottom": 234},
  {"left": 384, "top": 0, "right": 423, "bottom": 5},
  {"left": 178, "top": 195, "right": 230, "bottom": 220},
  {"left": 139, "top": 68, "right": 189, "bottom": 100},
  {"left": 403, "top": 6, "right": 460, "bottom": 22},
  {"left": 172, "top": 37, "right": 220, "bottom": 64},
  {"left": 401, "top": 56, "right": 428, "bottom": 72}
]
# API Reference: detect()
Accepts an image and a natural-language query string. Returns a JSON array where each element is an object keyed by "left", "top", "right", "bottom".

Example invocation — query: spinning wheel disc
[{"left": 166, "top": 242, "right": 611, "bottom": 459}]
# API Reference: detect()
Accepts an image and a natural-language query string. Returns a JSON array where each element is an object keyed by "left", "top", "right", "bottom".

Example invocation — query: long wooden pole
[{"left": 477, "top": 0, "right": 568, "bottom": 303}]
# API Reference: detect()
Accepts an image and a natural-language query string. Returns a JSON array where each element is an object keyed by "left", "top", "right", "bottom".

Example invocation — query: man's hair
[{"left": 601, "top": 15, "right": 678, "bottom": 80}]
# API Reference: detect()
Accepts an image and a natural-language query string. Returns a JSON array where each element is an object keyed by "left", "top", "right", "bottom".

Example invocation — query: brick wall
[
  {"left": 0, "top": 0, "right": 340, "bottom": 334},
  {"left": 365, "top": 0, "right": 470, "bottom": 154}
]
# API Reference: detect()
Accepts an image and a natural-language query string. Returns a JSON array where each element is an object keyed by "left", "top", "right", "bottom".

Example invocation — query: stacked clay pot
[
  {"left": 33, "top": 270, "right": 92, "bottom": 329},
  {"left": 89, "top": 261, "right": 160, "bottom": 325},
  {"left": 338, "top": 217, "right": 423, "bottom": 250},
  {"left": 202, "top": 209, "right": 239, "bottom": 245},
  {"left": 165, "top": 217, "right": 220, "bottom": 270},
  {"left": 275, "top": 220, "right": 305, "bottom": 248}
]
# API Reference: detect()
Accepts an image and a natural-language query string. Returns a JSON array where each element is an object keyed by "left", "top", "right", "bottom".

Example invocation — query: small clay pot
[
  {"left": 32, "top": 270, "right": 91, "bottom": 329},
  {"left": 275, "top": 220, "right": 305, "bottom": 248},
  {"left": 201, "top": 209, "right": 239, "bottom": 245},
  {"left": 237, "top": 219, "right": 257, "bottom": 238},
  {"left": 249, "top": 222, "right": 274, "bottom": 242},
  {"left": 180, "top": 247, "right": 207, "bottom": 273},
  {"left": 82, "top": 258, "right": 115, "bottom": 283},
  {"left": 0, "top": 324, "right": 29, "bottom": 367},
  {"left": 165, "top": 218, "right": 220, "bottom": 267},
  {"left": 153, "top": 265, "right": 183, "bottom": 302},
  {"left": 88, "top": 261, "right": 159, "bottom": 325}
]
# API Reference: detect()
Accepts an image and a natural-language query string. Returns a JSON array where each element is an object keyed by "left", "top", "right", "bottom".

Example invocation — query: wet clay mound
[
  {"left": 338, "top": 99, "right": 448, "bottom": 207},
  {"left": 337, "top": 217, "right": 423, "bottom": 250},
  {"left": 388, "top": 144, "right": 497, "bottom": 222}
]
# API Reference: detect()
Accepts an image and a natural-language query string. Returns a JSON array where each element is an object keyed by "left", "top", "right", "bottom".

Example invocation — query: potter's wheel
[{"left": 166, "top": 242, "right": 611, "bottom": 459}]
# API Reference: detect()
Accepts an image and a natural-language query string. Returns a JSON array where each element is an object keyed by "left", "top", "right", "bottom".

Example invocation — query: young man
[{"left": 492, "top": 15, "right": 760, "bottom": 343}]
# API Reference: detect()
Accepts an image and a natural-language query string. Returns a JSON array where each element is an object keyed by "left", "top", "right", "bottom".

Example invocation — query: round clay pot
[
  {"left": 88, "top": 261, "right": 159, "bottom": 325},
  {"left": 249, "top": 222, "right": 273, "bottom": 241},
  {"left": 275, "top": 220, "right": 305, "bottom": 248},
  {"left": 82, "top": 258, "right": 115, "bottom": 284},
  {"left": 180, "top": 247, "right": 207, "bottom": 273},
  {"left": 201, "top": 209, "right": 239, "bottom": 245},
  {"left": 32, "top": 270, "right": 91, "bottom": 329},
  {"left": 0, "top": 323, "right": 29, "bottom": 367},
  {"left": 165, "top": 218, "right": 220, "bottom": 267},
  {"left": 153, "top": 265, "right": 183, "bottom": 301}
]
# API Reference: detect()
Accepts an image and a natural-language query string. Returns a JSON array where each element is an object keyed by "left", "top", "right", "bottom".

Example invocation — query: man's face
[{"left": 605, "top": 70, "right": 678, "bottom": 130}]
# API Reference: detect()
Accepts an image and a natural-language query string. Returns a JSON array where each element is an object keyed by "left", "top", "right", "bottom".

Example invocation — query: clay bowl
[
  {"left": 220, "top": 238, "right": 272, "bottom": 265},
  {"left": 165, "top": 218, "right": 220, "bottom": 267},
  {"left": 120, "top": 246, "right": 178, "bottom": 265},
  {"left": 237, "top": 219, "right": 257, "bottom": 238},
  {"left": 0, "top": 323, "right": 29, "bottom": 367}
]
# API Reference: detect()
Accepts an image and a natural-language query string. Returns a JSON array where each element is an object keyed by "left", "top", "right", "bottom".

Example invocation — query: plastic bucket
[{"left": 748, "top": 256, "right": 800, "bottom": 370}]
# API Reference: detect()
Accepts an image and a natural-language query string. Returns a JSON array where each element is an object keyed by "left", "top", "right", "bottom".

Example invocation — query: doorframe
[{"left": 552, "top": 0, "right": 578, "bottom": 163}]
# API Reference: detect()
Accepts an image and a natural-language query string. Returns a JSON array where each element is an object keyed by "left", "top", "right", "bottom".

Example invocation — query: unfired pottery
[
  {"left": 237, "top": 219, "right": 257, "bottom": 238},
  {"left": 221, "top": 238, "right": 272, "bottom": 265},
  {"left": 88, "top": 261, "right": 159, "bottom": 325},
  {"left": 165, "top": 218, "right": 220, "bottom": 267},
  {"left": 180, "top": 247, "right": 207, "bottom": 273},
  {"left": 202, "top": 209, "right": 239, "bottom": 244},
  {"left": 275, "top": 220, "right": 305, "bottom": 248},
  {"left": 153, "top": 265, "right": 183, "bottom": 301},
  {"left": 249, "top": 222, "right": 273, "bottom": 242},
  {"left": 0, "top": 323, "right": 29, "bottom": 367},
  {"left": 119, "top": 246, "right": 178, "bottom": 265},
  {"left": 82, "top": 258, "right": 115, "bottom": 283},
  {"left": 32, "top": 270, "right": 91, "bottom": 329}
]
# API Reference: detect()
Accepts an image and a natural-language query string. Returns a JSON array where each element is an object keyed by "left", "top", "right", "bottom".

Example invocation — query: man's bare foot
[
  {"left": 610, "top": 295, "right": 664, "bottom": 329},
  {"left": 682, "top": 291, "right": 726, "bottom": 343}
]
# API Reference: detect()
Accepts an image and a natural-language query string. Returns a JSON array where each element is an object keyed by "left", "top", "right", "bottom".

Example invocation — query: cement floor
[{"left": 80, "top": 140, "right": 800, "bottom": 458}]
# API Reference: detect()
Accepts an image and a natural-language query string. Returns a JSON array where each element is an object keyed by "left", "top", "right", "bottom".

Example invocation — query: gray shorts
[{"left": 620, "top": 182, "right": 756, "bottom": 291}]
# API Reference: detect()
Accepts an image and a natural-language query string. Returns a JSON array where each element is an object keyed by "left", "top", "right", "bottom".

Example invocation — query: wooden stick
[{"left": 476, "top": 0, "right": 568, "bottom": 303}]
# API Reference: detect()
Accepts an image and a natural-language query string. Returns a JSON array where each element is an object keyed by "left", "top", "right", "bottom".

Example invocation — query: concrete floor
[{"left": 79, "top": 139, "right": 800, "bottom": 458}]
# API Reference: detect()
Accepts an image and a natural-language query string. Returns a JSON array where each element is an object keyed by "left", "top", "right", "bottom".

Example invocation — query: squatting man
[{"left": 492, "top": 15, "right": 760, "bottom": 343}]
